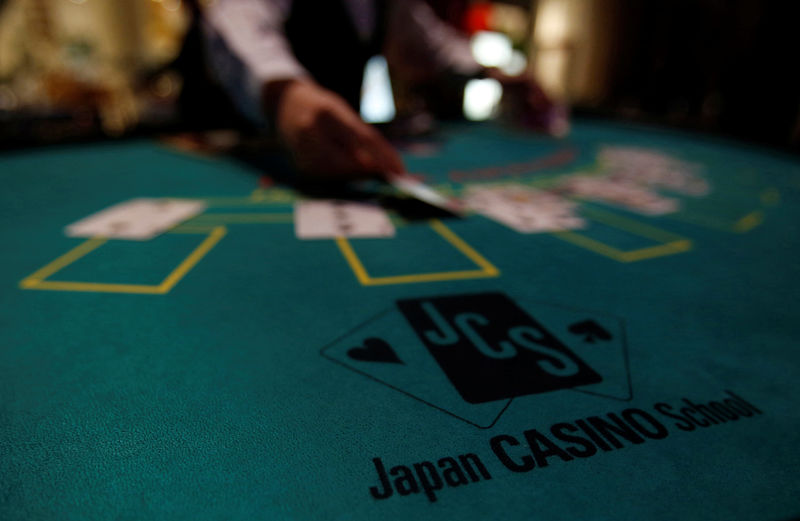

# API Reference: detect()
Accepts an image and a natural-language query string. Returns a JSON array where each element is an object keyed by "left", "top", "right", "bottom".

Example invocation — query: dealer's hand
[{"left": 268, "top": 79, "right": 405, "bottom": 180}]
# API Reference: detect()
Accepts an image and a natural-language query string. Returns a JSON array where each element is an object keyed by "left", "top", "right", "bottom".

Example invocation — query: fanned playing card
[
  {"left": 65, "top": 198, "right": 206, "bottom": 240},
  {"left": 598, "top": 146, "right": 709, "bottom": 196},
  {"left": 560, "top": 175, "right": 679, "bottom": 215},
  {"left": 294, "top": 200, "right": 395, "bottom": 239},
  {"left": 464, "top": 184, "right": 586, "bottom": 233}
]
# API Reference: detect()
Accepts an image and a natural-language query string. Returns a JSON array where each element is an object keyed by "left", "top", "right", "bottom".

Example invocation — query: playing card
[
  {"left": 598, "top": 146, "right": 710, "bottom": 196},
  {"left": 560, "top": 175, "right": 680, "bottom": 215},
  {"left": 464, "top": 184, "right": 586, "bottom": 233},
  {"left": 65, "top": 198, "right": 206, "bottom": 240},
  {"left": 388, "top": 173, "right": 465, "bottom": 216},
  {"left": 294, "top": 200, "right": 395, "bottom": 239}
]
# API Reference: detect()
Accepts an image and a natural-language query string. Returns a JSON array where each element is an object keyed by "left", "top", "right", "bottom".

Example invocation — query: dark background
[
  {"left": 1, "top": 0, "right": 798, "bottom": 152},
  {"left": 596, "top": 0, "right": 800, "bottom": 150}
]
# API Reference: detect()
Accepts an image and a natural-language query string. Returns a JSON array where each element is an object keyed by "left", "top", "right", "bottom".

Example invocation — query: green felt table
[{"left": 2, "top": 121, "right": 800, "bottom": 520}]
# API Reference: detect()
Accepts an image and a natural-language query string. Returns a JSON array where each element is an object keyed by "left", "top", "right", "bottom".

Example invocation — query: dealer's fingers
[{"left": 321, "top": 103, "right": 406, "bottom": 177}]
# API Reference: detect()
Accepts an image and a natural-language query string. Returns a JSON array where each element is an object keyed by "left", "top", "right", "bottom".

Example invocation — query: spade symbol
[
  {"left": 347, "top": 337, "right": 404, "bottom": 364},
  {"left": 568, "top": 320, "right": 612, "bottom": 344},
  {"left": 110, "top": 220, "right": 130, "bottom": 231}
]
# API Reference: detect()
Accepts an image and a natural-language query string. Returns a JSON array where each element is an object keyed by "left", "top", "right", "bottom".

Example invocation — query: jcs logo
[{"left": 397, "top": 293, "right": 602, "bottom": 404}]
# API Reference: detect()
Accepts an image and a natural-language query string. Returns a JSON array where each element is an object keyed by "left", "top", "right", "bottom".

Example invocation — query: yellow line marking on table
[
  {"left": 169, "top": 225, "right": 219, "bottom": 233},
  {"left": 19, "top": 237, "right": 108, "bottom": 288},
  {"left": 732, "top": 211, "right": 764, "bottom": 233},
  {"left": 669, "top": 185, "right": 777, "bottom": 233},
  {"left": 250, "top": 188, "right": 268, "bottom": 201},
  {"left": 550, "top": 206, "right": 692, "bottom": 262},
  {"left": 552, "top": 231, "right": 691, "bottom": 263},
  {"left": 580, "top": 206, "right": 687, "bottom": 242},
  {"left": 205, "top": 198, "right": 286, "bottom": 206},
  {"left": 760, "top": 188, "right": 780, "bottom": 206},
  {"left": 550, "top": 232, "right": 628, "bottom": 261},
  {"left": 157, "top": 226, "right": 227, "bottom": 292},
  {"left": 335, "top": 238, "right": 371, "bottom": 285},
  {"left": 186, "top": 213, "right": 293, "bottom": 224},
  {"left": 184, "top": 191, "right": 295, "bottom": 206},
  {"left": 19, "top": 226, "right": 227, "bottom": 294},
  {"left": 619, "top": 240, "right": 692, "bottom": 262},
  {"left": 21, "top": 281, "right": 167, "bottom": 294},
  {"left": 669, "top": 208, "right": 768, "bottom": 234},
  {"left": 429, "top": 219, "right": 499, "bottom": 275},
  {"left": 336, "top": 219, "right": 499, "bottom": 286},
  {"left": 668, "top": 211, "right": 736, "bottom": 232}
]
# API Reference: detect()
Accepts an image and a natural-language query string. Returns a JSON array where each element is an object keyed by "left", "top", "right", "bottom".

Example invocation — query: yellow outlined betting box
[
  {"left": 552, "top": 207, "right": 692, "bottom": 263},
  {"left": 336, "top": 219, "right": 499, "bottom": 286},
  {"left": 19, "top": 226, "right": 226, "bottom": 294},
  {"left": 667, "top": 187, "right": 778, "bottom": 234}
]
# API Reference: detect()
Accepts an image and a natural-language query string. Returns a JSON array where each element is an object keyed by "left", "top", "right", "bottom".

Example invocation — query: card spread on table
[
  {"left": 598, "top": 146, "right": 709, "bottom": 196},
  {"left": 388, "top": 173, "right": 465, "bottom": 215},
  {"left": 294, "top": 200, "right": 395, "bottom": 239},
  {"left": 65, "top": 198, "right": 206, "bottom": 240},
  {"left": 559, "top": 175, "right": 679, "bottom": 215},
  {"left": 464, "top": 184, "right": 586, "bottom": 233}
]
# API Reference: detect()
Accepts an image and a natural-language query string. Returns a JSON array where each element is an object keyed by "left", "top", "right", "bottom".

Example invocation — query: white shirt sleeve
[
  {"left": 385, "top": 0, "right": 481, "bottom": 81},
  {"left": 201, "top": 0, "right": 309, "bottom": 125},
  {"left": 200, "top": 0, "right": 481, "bottom": 125}
]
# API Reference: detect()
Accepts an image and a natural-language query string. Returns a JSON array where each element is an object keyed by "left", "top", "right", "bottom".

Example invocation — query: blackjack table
[{"left": 2, "top": 120, "right": 799, "bottom": 520}]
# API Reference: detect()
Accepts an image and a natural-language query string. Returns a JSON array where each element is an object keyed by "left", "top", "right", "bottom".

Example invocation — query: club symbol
[
  {"left": 568, "top": 320, "right": 612, "bottom": 344},
  {"left": 337, "top": 222, "right": 354, "bottom": 234},
  {"left": 347, "top": 337, "right": 404, "bottom": 364}
]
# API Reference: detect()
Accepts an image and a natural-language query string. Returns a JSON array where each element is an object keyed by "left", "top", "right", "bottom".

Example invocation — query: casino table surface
[{"left": 2, "top": 120, "right": 799, "bottom": 520}]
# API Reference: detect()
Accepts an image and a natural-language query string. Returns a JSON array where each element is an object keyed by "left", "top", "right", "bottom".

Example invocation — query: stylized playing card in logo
[
  {"left": 320, "top": 292, "right": 630, "bottom": 428},
  {"left": 397, "top": 293, "right": 602, "bottom": 404}
]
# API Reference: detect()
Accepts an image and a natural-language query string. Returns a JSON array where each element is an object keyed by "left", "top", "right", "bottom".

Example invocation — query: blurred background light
[
  {"left": 470, "top": 30, "right": 513, "bottom": 68},
  {"left": 0, "top": 85, "right": 18, "bottom": 111},
  {"left": 535, "top": 0, "right": 569, "bottom": 45},
  {"left": 360, "top": 55, "right": 395, "bottom": 124},
  {"left": 463, "top": 78, "right": 502, "bottom": 121},
  {"left": 502, "top": 49, "right": 528, "bottom": 76},
  {"left": 0, "top": 0, "right": 796, "bottom": 150}
]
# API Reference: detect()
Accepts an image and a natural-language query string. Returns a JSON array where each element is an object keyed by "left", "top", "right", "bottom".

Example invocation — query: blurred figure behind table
[{"left": 180, "top": 0, "right": 559, "bottom": 180}]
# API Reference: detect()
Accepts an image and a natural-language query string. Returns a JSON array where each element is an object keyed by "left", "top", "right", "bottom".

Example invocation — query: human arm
[{"left": 201, "top": 0, "right": 404, "bottom": 178}]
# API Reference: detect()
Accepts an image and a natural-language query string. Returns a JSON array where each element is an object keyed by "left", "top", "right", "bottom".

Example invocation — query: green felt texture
[{"left": 2, "top": 121, "right": 799, "bottom": 520}]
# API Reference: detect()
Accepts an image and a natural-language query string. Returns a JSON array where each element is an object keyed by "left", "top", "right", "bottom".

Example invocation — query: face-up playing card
[
  {"left": 294, "top": 200, "right": 395, "bottom": 239},
  {"left": 65, "top": 198, "right": 207, "bottom": 240},
  {"left": 463, "top": 184, "right": 586, "bottom": 233}
]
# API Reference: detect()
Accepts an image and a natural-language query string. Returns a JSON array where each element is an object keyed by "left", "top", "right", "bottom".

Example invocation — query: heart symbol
[{"left": 347, "top": 338, "right": 404, "bottom": 364}]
